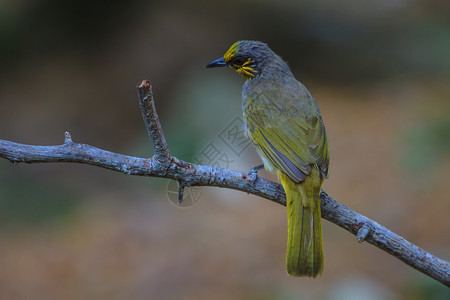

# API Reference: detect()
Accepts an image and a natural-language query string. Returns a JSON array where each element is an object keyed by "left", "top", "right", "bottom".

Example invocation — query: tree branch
[
  {"left": 0, "top": 80, "right": 448, "bottom": 286},
  {"left": 137, "top": 79, "right": 170, "bottom": 162}
]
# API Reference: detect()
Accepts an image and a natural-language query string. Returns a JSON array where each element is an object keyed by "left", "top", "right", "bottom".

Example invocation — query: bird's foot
[{"left": 247, "top": 164, "right": 265, "bottom": 183}]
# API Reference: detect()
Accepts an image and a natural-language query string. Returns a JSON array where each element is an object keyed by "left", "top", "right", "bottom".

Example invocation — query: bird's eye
[{"left": 233, "top": 56, "right": 247, "bottom": 65}]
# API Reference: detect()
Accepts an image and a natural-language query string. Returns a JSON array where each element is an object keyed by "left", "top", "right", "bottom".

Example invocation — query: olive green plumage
[{"left": 207, "top": 40, "right": 330, "bottom": 277}]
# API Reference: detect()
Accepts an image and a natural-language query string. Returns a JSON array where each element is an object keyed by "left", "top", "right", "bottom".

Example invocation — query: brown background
[{"left": 0, "top": 0, "right": 449, "bottom": 299}]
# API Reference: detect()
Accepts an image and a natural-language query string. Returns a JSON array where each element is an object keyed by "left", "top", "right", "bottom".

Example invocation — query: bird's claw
[
  {"left": 247, "top": 164, "right": 264, "bottom": 184},
  {"left": 248, "top": 170, "right": 258, "bottom": 183}
]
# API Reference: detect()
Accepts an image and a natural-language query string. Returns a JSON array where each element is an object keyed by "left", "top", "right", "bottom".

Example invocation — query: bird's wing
[{"left": 245, "top": 80, "right": 329, "bottom": 182}]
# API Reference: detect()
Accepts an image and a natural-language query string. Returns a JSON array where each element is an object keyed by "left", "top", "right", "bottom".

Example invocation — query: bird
[{"left": 206, "top": 40, "right": 330, "bottom": 277}]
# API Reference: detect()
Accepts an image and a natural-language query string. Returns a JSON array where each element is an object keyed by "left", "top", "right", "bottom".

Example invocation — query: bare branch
[
  {"left": 137, "top": 79, "right": 170, "bottom": 162},
  {"left": 0, "top": 80, "right": 448, "bottom": 286},
  {"left": 178, "top": 181, "right": 185, "bottom": 204}
]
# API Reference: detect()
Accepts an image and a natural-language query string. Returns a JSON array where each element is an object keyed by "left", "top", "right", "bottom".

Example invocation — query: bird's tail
[{"left": 279, "top": 168, "right": 324, "bottom": 277}]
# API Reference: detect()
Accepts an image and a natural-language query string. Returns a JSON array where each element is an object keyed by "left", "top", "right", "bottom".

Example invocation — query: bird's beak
[{"left": 206, "top": 57, "right": 227, "bottom": 68}]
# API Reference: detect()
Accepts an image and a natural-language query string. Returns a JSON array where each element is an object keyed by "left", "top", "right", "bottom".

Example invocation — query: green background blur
[{"left": 0, "top": 0, "right": 449, "bottom": 299}]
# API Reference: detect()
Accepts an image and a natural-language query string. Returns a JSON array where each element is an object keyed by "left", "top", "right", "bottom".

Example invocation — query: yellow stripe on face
[
  {"left": 223, "top": 41, "right": 239, "bottom": 62},
  {"left": 237, "top": 58, "right": 255, "bottom": 78},
  {"left": 240, "top": 66, "right": 255, "bottom": 78},
  {"left": 242, "top": 59, "right": 250, "bottom": 67}
]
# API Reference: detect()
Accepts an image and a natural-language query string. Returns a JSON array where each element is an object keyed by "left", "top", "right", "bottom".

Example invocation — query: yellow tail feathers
[{"left": 279, "top": 167, "right": 324, "bottom": 277}]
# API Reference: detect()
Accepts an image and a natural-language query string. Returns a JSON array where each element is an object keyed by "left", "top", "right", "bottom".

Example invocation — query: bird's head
[{"left": 206, "top": 40, "right": 275, "bottom": 79}]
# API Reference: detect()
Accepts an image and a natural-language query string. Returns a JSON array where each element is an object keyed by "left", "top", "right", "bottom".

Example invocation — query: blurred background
[{"left": 0, "top": 0, "right": 449, "bottom": 299}]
